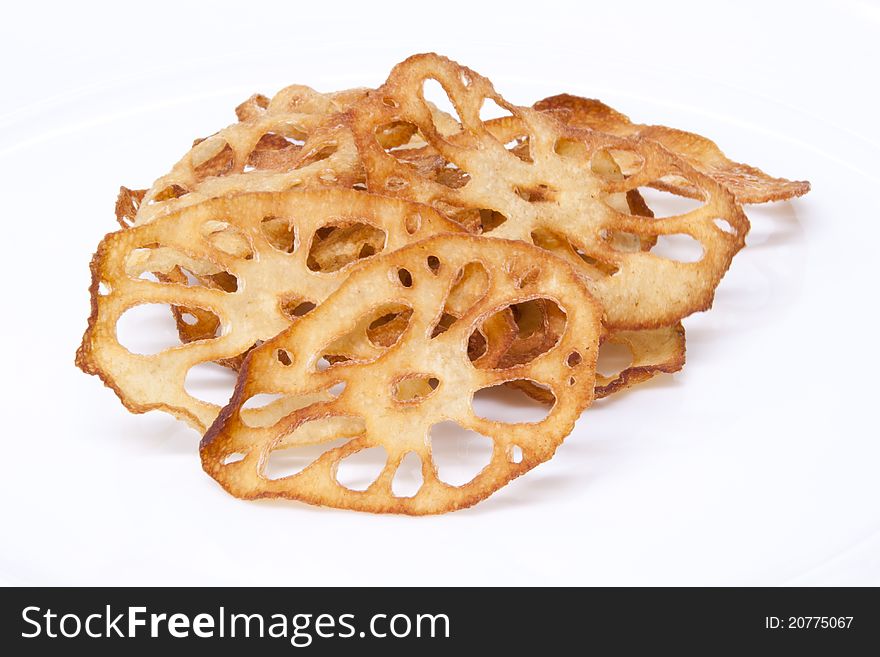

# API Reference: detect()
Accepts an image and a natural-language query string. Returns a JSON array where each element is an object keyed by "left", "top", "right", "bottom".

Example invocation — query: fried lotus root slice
[
  {"left": 130, "top": 85, "right": 369, "bottom": 226},
  {"left": 349, "top": 53, "right": 749, "bottom": 329},
  {"left": 76, "top": 188, "right": 459, "bottom": 431},
  {"left": 534, "top": 94, "right": 810, "bottom": 204},
  {"left": 200, "top": 235, "right": 603, "bottom": 514}
]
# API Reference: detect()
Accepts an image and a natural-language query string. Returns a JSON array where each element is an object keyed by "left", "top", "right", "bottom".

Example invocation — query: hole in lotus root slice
[
  {"left": 246, "top": 131, "right": 307, "bottom": 171},
  {"left": 260, "top": 215, "right": 298, "bottom": 253},
  {"left": 306, "top": 221, "right": 387, "bottom": 272},
  {"left": 533, "top": 93, "right": 811, "bottom": 204},
  {"left": 367, "top": 308, "right": 414, "bottom": 347},
  {"left": 295, "top": 142, "right": 338, "bottom": 170},
  {"left": 440, "top": 206, "right": 507, "bottom": 234},
  {"left": 530, "top": 228, "right": 620, "bottom": 278},
  {"left": 594, "top": 323, "right": 686, "bottom": 399},
  {"left": 152, "top": 184, "right": 188, "bottom": 204},
  {"left": 279, "top": 297, "right": 317, "bottom": 322},
  {"left": 336, "top": 446, "right": 389, "bottom": 491},
  {"left": 479, "top": 97, "right": 515, "bottom": 123},
  {"left": 421, "top": 78, "right": 464, "bottom": 128},
  {"left": 240, "top": 389, "right": 346, "bottom": 429},
  {"left": 192, "top": 138, "right": 235, "bottom": 180},
  {"left": 392, "top": 374, "right": 440, "bottom": 403},
  {"left": 185, "top": 361, "right": 238, "bottom": 406},
  {"left": 265, "top": 437, "right": 355, "bottom": 480},
  {"left": 429, "top": 421, "right": 494, "bottom": 486},
  {"left": 505, "top": 135, "right": 532, "bottom": 163},
  {"left": 376, "top": 120, "right": 420, "bottom": 149},
  {"left": 404, "top": 213, "right": 421, "bottom": 234},
  {"left": 376, "top": 120, "right": 472, "bottom": 190},
  {"left": 396, "top": 267, "right": 413, "bottom": 287},
  {"left": 116, "top": 303, "right": 193, "bottom": 356},
  {"left": 713, "top": 218, "right": 738, "bottom": 236},
  {"left": 200, "top": 221, "right": 255, "bottom": 260},
  {"left": 171, "top": 305, "right": 222, "bottom": 345},
  {"left": 596, "top": 341, "right": 633, "bottom": 378},
  {"left": 590, "top": 146, "right": 646, "bottom": 181},
  {"left": 467, "top": 309, "right": 517, "bottom": 369},
  {"left": 491, "top": 299, "right": 568, "bottom": 370},
  {"left": 514, "top": 184, "right": 557, "bottom": 203},
  {"left": 472, "top": 381, "right": 554, "bottom": 423},
  {"left": 528, "top": 178, "right": 654, "bottom": 280},
  {"left": 199, "top": 234, "right": 602, "bottom": 514},
  {"left": 377, "top": 121, "right": 433, "bottom": 161},
  {"left": 76, "top": 188, "right": 461, "bottom": 432},
  {"left": 391, "top": 451, "right": 424, "bottom": 498},
  {"left": 319, "top": 303, "right": 414, "bottom": 364},
  {"left": 510, "top": 445, "right": 524, "bottom": 464},
  {"left": 349, "top": 53, "right": 750, "bottom": 329},
  {"left": 648, "top": 234, "right": 704, "bottom": 263},
  {"left": 634, "top": 186, "right": 705, "bottom": 218},
  {"left": 242, "top": 392, "right": 287, "bottom": 410}
]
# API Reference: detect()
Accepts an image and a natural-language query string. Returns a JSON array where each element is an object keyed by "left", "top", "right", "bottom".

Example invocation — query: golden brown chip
[
  {"left": 130, "top": 85, "right": 369, "bottom": 226},
  {"left": 348, "top": 53, "right": 749, "bottom": 330},
  {"left": 77, "top": 189, "right": 460, "bottom": 431},
  {"left": 534, "top": 94, "right": 810, "bottom": 204},
  {"left": 200, "top": 234, "right": 602, "bottom": 514}
]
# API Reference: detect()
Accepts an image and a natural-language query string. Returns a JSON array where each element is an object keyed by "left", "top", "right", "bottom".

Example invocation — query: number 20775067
[{"left": 765, "top": 617, "right": 853, "bottom": 630}]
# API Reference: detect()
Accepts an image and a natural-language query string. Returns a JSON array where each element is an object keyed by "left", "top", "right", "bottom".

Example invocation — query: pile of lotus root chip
[{"left": 77, "top": 53, "right": 810, "bottom": 514}]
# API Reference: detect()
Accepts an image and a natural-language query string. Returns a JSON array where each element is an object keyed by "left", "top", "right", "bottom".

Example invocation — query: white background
[{"left": 1, "top": 0, "right": 878, "bottom": 585}]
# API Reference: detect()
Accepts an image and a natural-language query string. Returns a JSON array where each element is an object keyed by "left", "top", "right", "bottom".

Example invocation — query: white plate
[{"left": 1, "top": 0, "right": 878, "bottom": 585}]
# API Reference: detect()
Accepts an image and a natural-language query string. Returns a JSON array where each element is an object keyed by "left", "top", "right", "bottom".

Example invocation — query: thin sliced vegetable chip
[
  {"left": 534, "top": 94, "right": 810, "bottom": 204},
  {"left": 123, "top": 86, "right": 369, "bottom": 227},
  {"left": 200, "top": 234, "right": 602, "bottom": 514}
]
